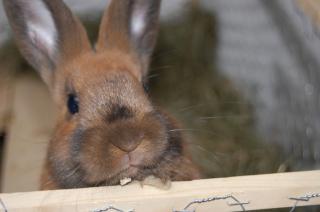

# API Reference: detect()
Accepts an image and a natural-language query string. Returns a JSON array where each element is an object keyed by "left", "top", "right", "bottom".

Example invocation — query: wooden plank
[
  {"left": 0, "top": 49, "right": 17, "bottom": 192},
  {"left": 1, "top": 72, "right": 56, "bottom": 193},
  {"left": 0, "top": 170, "right": 319, "bottom": 212},
  {"left": 0, "top": 61, "right": 15, "bottom": 132}
]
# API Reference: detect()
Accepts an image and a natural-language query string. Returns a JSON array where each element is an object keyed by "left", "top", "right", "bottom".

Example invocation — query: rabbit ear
[
  {"left": 3, "top": 0, "right": 91, "bottom": 85},
  {"left": 97, "top": 0, "right": 161, "bottom": 76}
]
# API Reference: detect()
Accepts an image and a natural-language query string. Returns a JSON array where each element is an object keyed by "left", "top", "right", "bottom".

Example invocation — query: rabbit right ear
[
  {"left": 97, "top": 0, "right": 162, "bottom": 78},
  {"left": 3, "top": 0, "right": 91, "bottom": 85}
]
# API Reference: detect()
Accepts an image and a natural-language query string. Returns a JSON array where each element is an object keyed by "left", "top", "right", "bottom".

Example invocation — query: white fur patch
[
  {"left": 25, "top": 0, "right": 57, "bottom": 58},
  {"left": 131, "top": 9, "right": 146, "bottom": 39}
]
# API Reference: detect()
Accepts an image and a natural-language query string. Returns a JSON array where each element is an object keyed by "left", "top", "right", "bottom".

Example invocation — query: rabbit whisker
[
  {"left": 147, "top": 74, "right": 160, "bottom": 79},
  {"left": 198, "top": 115, "right": 250, "bottom": 120},
  {"left": 149, "top": 65, "right": 173, "bottom": 72},
  {"left": 64, "top": 164, "right": 81, "bottom": 179},
  {"left": 168, "top": 128, "right": 225, "bottom": 137},
  {"left": 191, "top": 144, "right": 220, "bottom": 162},
  {"left": 177, "top": 104, "right": 205, "bottom": 112}
]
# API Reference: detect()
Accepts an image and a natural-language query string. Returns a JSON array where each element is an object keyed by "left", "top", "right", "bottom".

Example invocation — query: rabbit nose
[{"left": 112, "top": 132, "right": 144, "bottom": 152}]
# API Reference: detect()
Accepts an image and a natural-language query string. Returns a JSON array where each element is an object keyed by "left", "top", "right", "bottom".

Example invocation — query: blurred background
[{"left": 0, "top": 0, "right": 319, "bottom": 199}]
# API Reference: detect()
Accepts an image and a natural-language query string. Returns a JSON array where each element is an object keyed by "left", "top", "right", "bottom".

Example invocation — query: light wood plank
[
  {"left": 1, "top": 73, "right": 56, "bottom": 193},
  {"left": 0, "top": 170, "right": 319, "bottom": 212},
  {"left": 0, "top": 63, "right": 15, "bottom": 131}
]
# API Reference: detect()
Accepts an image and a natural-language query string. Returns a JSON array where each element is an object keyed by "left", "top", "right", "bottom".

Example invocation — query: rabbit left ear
[
  {"left": 3, "top": 0, "right": 91, "bottom": 86},
  {"left": 97, "top": 0, "right": 162, "bottom": 76}
]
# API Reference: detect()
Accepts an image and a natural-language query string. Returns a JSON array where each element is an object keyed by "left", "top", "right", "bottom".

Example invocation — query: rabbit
[{"left": 3, "top": 0, "right": 201, "bottom": 190}]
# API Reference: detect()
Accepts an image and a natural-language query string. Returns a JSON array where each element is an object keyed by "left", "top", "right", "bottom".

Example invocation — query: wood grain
[{"left": 0, "top": 170, "right": 319, "bottom": 212}]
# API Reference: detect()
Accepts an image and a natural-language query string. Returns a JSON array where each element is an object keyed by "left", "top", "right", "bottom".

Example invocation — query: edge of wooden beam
[{"left": 0, "top": 170, "right": 319, "bottom": 212}]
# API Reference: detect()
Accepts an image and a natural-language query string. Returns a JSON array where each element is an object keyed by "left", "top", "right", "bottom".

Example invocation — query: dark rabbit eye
[
  {"left": 67, "top": 94, "right": 79, "bottom": 114},
  {"left": 143, "top": 82, "right": 150, "bottom": 93}
]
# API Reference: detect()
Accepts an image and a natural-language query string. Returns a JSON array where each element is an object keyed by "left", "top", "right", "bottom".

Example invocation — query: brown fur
[{"left": 4, "top": 0, "right": 201, "bottom": 190}]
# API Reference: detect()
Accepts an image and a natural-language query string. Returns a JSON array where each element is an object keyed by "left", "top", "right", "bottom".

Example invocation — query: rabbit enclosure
[{"left": 0, "top": 0, "right": 320, "bottom": 211}]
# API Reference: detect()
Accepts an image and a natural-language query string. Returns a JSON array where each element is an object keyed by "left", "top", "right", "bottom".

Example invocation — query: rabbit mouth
[
  {"left": 119, "top": 165, "right": 140, "bottom": 178},
  {"left": 96, "top": 165, "right": 142, "bottom": 186},
  {"left": 106, "top": 151, "right": 157, "bottom": 183},
  {"left": 100, "top": 159, "right": 164, "bottom": 186}
]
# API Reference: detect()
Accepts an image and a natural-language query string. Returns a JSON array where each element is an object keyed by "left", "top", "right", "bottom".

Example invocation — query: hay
[{"left": 149, "top": 3, "right": 284, "bottom": 177}]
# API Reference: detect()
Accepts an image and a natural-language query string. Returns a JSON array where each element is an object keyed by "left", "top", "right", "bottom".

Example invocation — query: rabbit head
[{"left": 3, "top": 0, "right": 200, "bottom": 189}]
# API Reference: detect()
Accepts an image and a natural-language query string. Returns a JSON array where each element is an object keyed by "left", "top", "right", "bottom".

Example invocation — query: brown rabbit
[{"left": 3, "top": 0, "right": 201, "bottom": 189}]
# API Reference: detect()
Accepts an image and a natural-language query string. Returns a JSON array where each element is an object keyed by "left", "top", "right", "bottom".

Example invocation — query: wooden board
[
  {"left": 0, "top": 62, "right": 15, "bottom": 132},
  {"left": 0, "top": 53, "right": 18, "bottom": 192},
  {"left": 1, "top": 72, "right": 56, "bottom": 193},
  {"left": 0, "top": 170, "right": 319, "bottom": 212}
]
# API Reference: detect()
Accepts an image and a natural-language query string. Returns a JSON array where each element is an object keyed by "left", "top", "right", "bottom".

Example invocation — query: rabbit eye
[
  {"left": 143, "top": 82, "right": 150, "bottom": 93},
  {"left": 67, "top": 94, "right": 79, "bottom": 114}
]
